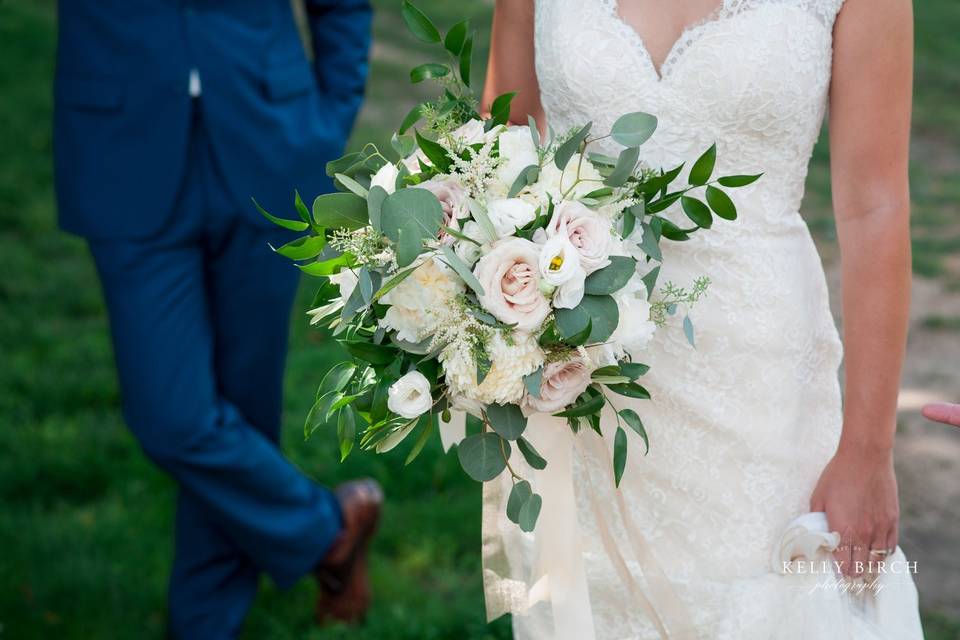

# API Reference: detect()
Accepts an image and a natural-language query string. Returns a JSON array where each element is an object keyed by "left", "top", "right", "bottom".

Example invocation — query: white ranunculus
[
  {"left": 486, "top": 198, "right": 538, "bottom": 238},
  {"left": 370, "top": 163, "right": 399, "bottom": 194},
  {"left": 473, "top": 238, "right": 551, "bottom": 332},
  {"left": 492, "top": 126, "right": 539, "bottom": 195},
  {"left": 380, "top": 257, "right": 465, "bottom": 343},
  {"left": 538, "top": 234, "right": 586, "bottom": 309},
  {"left": 529, "top": 152, "right": 604, "bottom": 206},
  {"left": 454, "top": 220, "right": 487, "bottom": 266},
  {"left": 387, "top": 371, "right": 433, "bottom": 419},
  {"left": 546, "top": 200, "right": 613, "bottom": 274},
  {"left": 411, "top": 178, "right": 470, "bottom": 245},
  {"left": 611, "top": 275, "right": 657, "bottom": 355},
  {"left": 521, "top": 353, "right": 595, "bottom": 415}
]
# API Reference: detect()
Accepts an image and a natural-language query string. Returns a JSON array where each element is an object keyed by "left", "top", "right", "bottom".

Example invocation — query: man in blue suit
[{"left": 53, "top": 1, "right": 381, "bottom": 637}]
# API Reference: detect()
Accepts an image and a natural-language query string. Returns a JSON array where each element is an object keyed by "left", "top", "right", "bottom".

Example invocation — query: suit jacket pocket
[
  {"left": 264, "top": 61, "right": 315, "bottom": 101},
  {"left": 56, "top": 75, "right": 125, "bottom": 111}
]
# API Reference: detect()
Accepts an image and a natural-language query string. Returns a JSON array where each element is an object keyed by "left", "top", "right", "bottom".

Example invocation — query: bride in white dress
[{"left": 478, "top": 0, "right": 922, "bottom": 638}]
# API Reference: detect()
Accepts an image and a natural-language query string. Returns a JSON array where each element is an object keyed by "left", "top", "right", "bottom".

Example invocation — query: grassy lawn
[{"left": 0, "top": 1, "right": 957, "bottom": 638}]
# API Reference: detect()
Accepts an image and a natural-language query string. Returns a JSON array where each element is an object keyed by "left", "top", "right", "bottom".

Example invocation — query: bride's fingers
[
  {"left": 850, "top": 535, "right": 870, "bottom": 577},
  {"left": 921, "top": 402, "right": 960, "bottom": 427},
  {"left": 833, "top": 530, "right": 854, "bottom": 577}
]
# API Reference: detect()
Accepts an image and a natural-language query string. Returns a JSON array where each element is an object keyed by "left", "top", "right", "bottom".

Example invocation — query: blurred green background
[{"left": 1, "top": 1, "right": 958, "bottom": 638}]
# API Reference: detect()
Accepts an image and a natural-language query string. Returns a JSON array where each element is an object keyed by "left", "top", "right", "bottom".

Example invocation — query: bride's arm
[
  {"left": 809, "top": 0, "right": 914, "bottom": 577},
  {"left": 481, "top": 0, "right": 545, "bottom": 126}
]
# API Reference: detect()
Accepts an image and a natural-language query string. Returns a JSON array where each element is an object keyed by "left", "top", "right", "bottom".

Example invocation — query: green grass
[{"left": 0, "top": 0, "right": 957, "bottom": 638}]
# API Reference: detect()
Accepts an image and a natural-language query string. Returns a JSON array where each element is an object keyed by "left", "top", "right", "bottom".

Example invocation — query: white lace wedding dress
[{"left": 482, "top": 1, "right": 924, "bottom": 638}]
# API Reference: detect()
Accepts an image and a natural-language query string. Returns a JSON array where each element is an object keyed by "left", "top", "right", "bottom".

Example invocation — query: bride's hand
[{"left": 809, "top": 441, "right": 899, "bottom": 578}]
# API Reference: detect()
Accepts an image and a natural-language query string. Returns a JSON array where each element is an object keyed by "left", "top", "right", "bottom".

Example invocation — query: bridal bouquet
[{"left": 257, "top": 2, "right": 759, "bottom": 532}]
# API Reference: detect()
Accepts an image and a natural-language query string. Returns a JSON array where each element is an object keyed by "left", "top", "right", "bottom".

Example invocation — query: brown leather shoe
[{"left": 314, "top": 478, "right": 383, "bottom": 625}]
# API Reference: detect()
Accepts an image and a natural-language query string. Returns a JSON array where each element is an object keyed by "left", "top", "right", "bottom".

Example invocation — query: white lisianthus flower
[
  {"left": 545, "top": 200, "right": 613, "bottom": 274},
  {"left": 538, "top": 233, "right": 586, "bottom": 309},
  {"left": 530, "top": 152, "right": 604, "bottom": 206},
  {"left": 387, "top": 371, "right": 433, "bottom": 419},
  {"left": 412, "top": 178, "right": 470, "bottom": 245},
  {"left": 380, "top": 257, "right": 465, "bottom": 343},
  {"left": 491, "top": 126, "right": 539, "bottom": 195},
  {"left": 473, "top": 238, "right": 551, "bottom": 332},
  {"left": 370, "top": 163, "right": 399, "bottom": 194},
  {"left": 521, "top": 352, "right": 596, "bottom": 415},
  {"left": 306, "top": 268, "right": 358, "bottom": 324},
  {"left": 441, "top": 332, "right": 544, "bottom": 405},
  {"left": 454, "top": 220, "right": 487, "bottom": 266},
  {"left": 611, "top": 275, "right": 657, "bottom": 355},
  {"left": 486, "top": 198, "right": 538, "bottom": 238},
  {"left": 402, "top": 149, "right": 429, "bottom": 174}
]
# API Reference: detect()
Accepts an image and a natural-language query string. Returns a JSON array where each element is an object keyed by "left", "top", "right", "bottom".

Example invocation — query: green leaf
[
  {"left": 683, "top": 315, "right": 696, "bottom": 347},
  {"left": 395, "top": 226, "right": 423, "bottom": 268},
  {"left": 688, "top": 143, "right": 717, "bottom": 186},
  {"left": 334, "top": 173, "right": 369, "bottom": 199},
  {"left": 506, "top": 480, "right": 532, "bottom": 524},
  {"left": 457, "top": 433, "right": 509, "bottom": 482},
  {"left": 607, "top": 382, "right": 651, "bottom": 399},
  {"left": 619, "top": 362, "right": 650, "bottom": 379},
  {"left": 294, "top": 190, "right": 311, "bottom": 223},
  {"left": 399, "top": 103, "right": 424, "bottom": 135},
  {"left": 357, "top": 267, "right": 374, "bottom": 303},
  {"left": 528, "top": 115, "right": 540, "bottom": 148},
  {"left": 414, "top": 129, "right": 452, "bottom": 173},
  {"left": 562, "top": 317, "right": 593, "bottom": 347},
  {"left": 312, "top": 192, "right": 368, "bottom": 230},
  {"left": 705, "top": 185, "right": 737, "bottom": 220},
  {"left": 637, "top": 223, "right": 663, "bottom": 262},
  {"left": 583, "top": 256, "right": 637, "bottom": 295},
  {"left": 517, "top": 437, "right": 547, "bottom": 470},
  {"left": 305, "top": 391, "right": 338, "bottom": 438},
  {"left": 519, "top": 492, "right": 542, "bottom": 532},
  {"left": 410, "top": 63, "right": 449, "bottom": 83},
  {"left": 405, "top": 413, "right": 435, "bottom": 465},
  {"left": 297, "top": 253, "right": 353, "bottom": 277},
  {"left": 681, "top": 196, "right": 713, "bottom": 228},
  {"left": 401, "top": 1, "right": 441, "bottom": 43},
  {"left": 367, "top": 184, "right": 388, "bottom": 232},
  {"left": 272, "top": 234, "right": 326, "bottom": 261},
  {"left": 717, "top": 173, "right": 762, "bottom": 188},
  {"left": 554, "top": 122, "right": 592, "bottom": 170},
  {"left": 486, "top": 403, "right": 527, "bottom": 440},
  {"left": 610, "top": 111, "right": 658, "bottom": 147},
  {"left": 554, "top": 294, "right": 619, "bottom": 343},
  {"left": 319, "top": 362, "right": 357, "bottom": 396},
  {"left": 508, "top": 164, "right": 539, "bottom": 198},
  {"left": 379, "top": 188, "right": 444, "bottom": 244},
  {"left": 337, "top": 406, "right": 357, "bottom": 462},
  {"left": 603, "top": 146, "right": 640, "bottom": 187},
  {"left": 467, "top": 197, "right": 498, "bottom": 242},
  {"left": 523, "top": 367, "right": 543, "bottom": 398},
  {"left": 373, "top": 264, "right": 417, "bottom": 301},
  {"left": 613, "top": 426, "right": 627, "bottom": 486},
  {"left": 444, "top": 19, "right": 469, "bottom": 55},
  {"left": 553, "top": 392, "right": 605, "bottom": 418},
  {"left": 439, "top": 245, "right": 486, "bottom": 296},
  {"left": 489, "top": 91, "right": 517, "bottom": 127},
  {"left": 658, "top": 219, "right": 694, "bottom": 242},
  {"left": 459, "top": 32, "right": 474, "bottom": 87},
  {"left": 342, "top": 340, "right": 398, "bottom": 365},
  {"left": 252, "top": 198, "right": 310, "bottom": 232},
  {"left": 618, "top": 408, "right": 649, "bottom": 454}
]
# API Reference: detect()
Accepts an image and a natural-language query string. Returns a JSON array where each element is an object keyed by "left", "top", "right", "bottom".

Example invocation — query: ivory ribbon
[{"left": 441, "top": 409, "right": 695, "bottom": 639}]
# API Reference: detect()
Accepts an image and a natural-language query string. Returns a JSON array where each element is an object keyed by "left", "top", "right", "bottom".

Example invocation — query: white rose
[
  {"left": 473, "top": 238, "right": 551, "bottom": 332},
  {"left": 486, "top": 198, "right": 538, "bottom": 238},
  {"left": 451, "top": 119, "right": 502, "bottom": 147},
  {"left": 522, "top": 353, "right": 595, "bottom": 415},
  {"left": 370, "top": 163, "right": 399, "bottom": 194},
  {"left": 412, "top": 178, "right": 470, "bottom": 245},
  {"left": 454, "top": 220, "right": 487, "bottom": 266},
  {"left": 546, "top": 200, "right": 612, "bottom": 274},
  {"left": 380, "top": 257, "right": 465, "bottom": 343},
  {"left": 493, "top": 126, "right": 539, "bottom": 194},
  {"left": 538, "top": 234, "right": 586, "bottom": 309},
  {"left": 611, "top": 276, "right": 657, "bottom": 355},
  {"left": 530, "top": 152, "right": 604, "bottom": 205},
  {"left": 387, "top": 371, "right": 433, "bottom": 419}
]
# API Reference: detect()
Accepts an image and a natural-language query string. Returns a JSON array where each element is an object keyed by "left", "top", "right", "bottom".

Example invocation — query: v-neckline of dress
[{"left": 611, "top": 0, "right": 729, "bottom": 82}]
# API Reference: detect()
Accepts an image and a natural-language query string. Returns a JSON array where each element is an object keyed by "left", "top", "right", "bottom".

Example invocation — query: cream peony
[
  {"left": 486, "top": 198, "right": 538, "bottom": 238},
  {"left": 380, "top": 257, "right": 465, "bottom": 343},
  {"left": 387, "top": 371, "right": 433, "bottom": 419},
  {"left": 412, "top": 178, "right": 470, "bottom": 245},
  {"left": 441, "top": 331, "right": 544, "bottom": 405},
  {"left": 474, "top": 238, "right": 551, "bottom": 332},
  {"left": 538, "top": 233, "right": 586, "bottom": 309},
  {"left": 521, "top": 353, "right": 596, "bottom": 415},
  {"left": 545, "top": 200, "right": 613, "bottom": 274},
  {"left": 492, "top": 126, "right": 539, "bottom": 194},
  {"left": 370, "top": 162, "right": 399, "bottom": 194}
]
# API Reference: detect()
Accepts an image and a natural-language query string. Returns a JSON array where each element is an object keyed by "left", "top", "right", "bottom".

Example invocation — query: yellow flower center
[{"left": 549, "top": 254, "right": 564, "bottom": 271}]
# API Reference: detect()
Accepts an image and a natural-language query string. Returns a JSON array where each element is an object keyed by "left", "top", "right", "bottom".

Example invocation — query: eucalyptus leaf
[
  {"left": 554, "top": 294, "right": 619, "bottom": 343},
  {"left": 603, "top": 146, "right": 640, "bottom": 187},
  {"left": 507, "top": 480, "right": 533, "bottom": 524},
  {"left": 486, "top": 403, "right": 527, "bottom": 440},
  {"left": 683, "top": 315, "right": 696, "bottom": 348},
  {"left": 637, "top": 223, "right": 663, "bottom": 262},
  {"left": 312, "top": 192, "right": 368, "bottom": 230},
  {"left": 380, "top": 188, "right": 443, "bottom": 244},
  {"left": 395, "top": 226, "right": 423, "bottom": 268},
  {"left": 610, "top": 111, "right": 658, "bottom": 147},
  {"left": 373, "top": 264, "right": 417, "bottom": 301},
  {"left": 519, "top": 492, "right": 543, "bottom": 532},
  {"left": 554, "top": 122, "right": 592, "bottom": 170},
  {"left": 439, "top": 245, "right": 485, "bottom": 296},
  {"left": 583, "top": 256, "right": 637, "bottom": 295},
  {"left": 457, "top": 433, "right": 509, "bottom": 482},
  {"left": 517, "top": 436, "right": 547, "bottom": 470},
  {"left": 528, "top": 115, "right": 540, "bottom": 148},
  {"left": 523, "top": 367, "right": 543, "bottom": 399},
  {"left": 367, "top": 184, "right": 388, "bottom": 232}
]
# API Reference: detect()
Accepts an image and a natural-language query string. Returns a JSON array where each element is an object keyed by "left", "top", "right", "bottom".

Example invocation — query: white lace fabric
[{"left": 485, "top": 1, "right": 926, "bottom": 638}]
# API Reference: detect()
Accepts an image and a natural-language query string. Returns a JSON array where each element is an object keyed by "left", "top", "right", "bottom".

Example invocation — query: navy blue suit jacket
[{"left": 54, "top": 0, "right": 372, "bottom": 239}]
